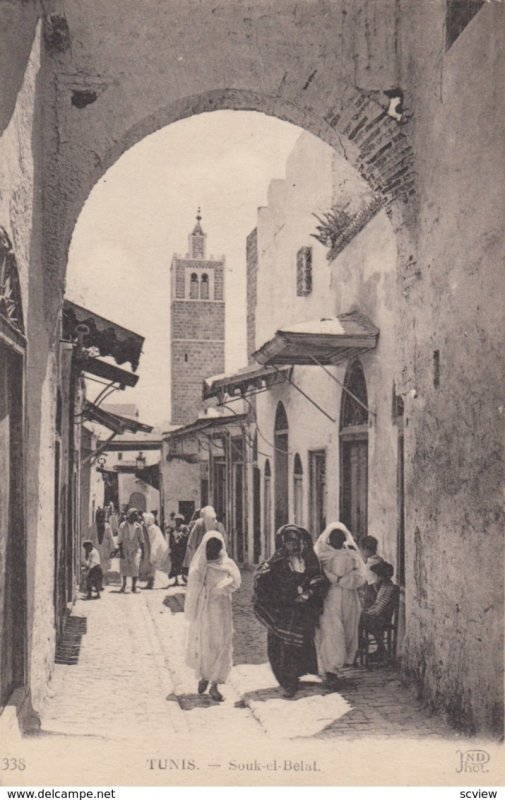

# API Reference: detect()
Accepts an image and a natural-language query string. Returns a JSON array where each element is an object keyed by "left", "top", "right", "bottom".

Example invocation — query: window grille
[{"left": 296, "top": 246, "right": 312, "bottom": 296}]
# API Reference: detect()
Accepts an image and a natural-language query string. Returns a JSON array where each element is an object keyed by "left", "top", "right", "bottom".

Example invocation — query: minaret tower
[{"left": 170, "top": 210, "right": 225, "bottom": 425}]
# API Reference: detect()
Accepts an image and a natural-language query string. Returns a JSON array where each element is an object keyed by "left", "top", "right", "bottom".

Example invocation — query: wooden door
[
  {"left": 253, "top": 467, "right": 261, "bottom": 563},
  {"left": 309, "top": 450, "right": 326, "bottom": 536},
  {"left": 341, "top": 438, "right": 368, "bottom": 541},
  {"left": 274, "top": 432, "right": 289, "bottom": 531},
  {"left": 0, "top": 343, "right": 26, "bottom": 706}
]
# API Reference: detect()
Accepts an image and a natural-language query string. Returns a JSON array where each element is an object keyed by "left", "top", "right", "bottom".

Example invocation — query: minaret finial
[{"left": 196, "top": 206, "right": 202, "bottom": 223}]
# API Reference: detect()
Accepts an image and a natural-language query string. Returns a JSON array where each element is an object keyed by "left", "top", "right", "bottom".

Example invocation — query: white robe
[
  {"left": 315, "top": 548, "right": 366, "bottom": 673},
  {"left": 86, "top": 523, "right": 115, "bottom": 576},
  {"left": 185, "top": 531, "right": 241, "bottom": 683}
]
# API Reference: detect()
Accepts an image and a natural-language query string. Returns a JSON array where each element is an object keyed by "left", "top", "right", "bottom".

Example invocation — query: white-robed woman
[
  {"left": 184, "top": 530, "right": 241, "bottom": 702},
  {"left": 141, "top": 512, "right": 171, "bottom": 589},
  {"left": 314, "top": 522, "right": 367, "bottom": 688}
]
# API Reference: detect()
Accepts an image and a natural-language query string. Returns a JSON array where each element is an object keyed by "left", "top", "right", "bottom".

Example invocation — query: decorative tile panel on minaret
[{"left": 170, "top": 210, "right": 225, "bottom": 424}]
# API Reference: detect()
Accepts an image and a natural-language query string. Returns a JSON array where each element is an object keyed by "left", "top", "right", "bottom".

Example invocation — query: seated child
[
  {"left": 82, "top": 540, "right": 103, "bottom": 600},
  {"left": 359, "top": 535, "right": 384, "bottom": 609},
  {"left": 360, "top": 561, "right": 399, "bottom": 660}
]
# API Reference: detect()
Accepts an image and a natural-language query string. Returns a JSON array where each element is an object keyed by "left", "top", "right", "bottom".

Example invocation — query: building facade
[
  {"left": 0, "top": 0, "right": 503, "bottom": 739},
  {"left": 170, "top": 212, "right": 225, "bottom": 425}
]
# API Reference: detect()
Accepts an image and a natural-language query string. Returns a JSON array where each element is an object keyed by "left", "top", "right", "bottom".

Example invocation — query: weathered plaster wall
[
  {"left": 118, "top": 474, "right": 160, "bottom": 517},
  {"left": 395, "top": 3, "right": 505, "bottom": 735},
  {"left": 161, "top": 450, "right": 201, "bottom": 523},
  {"left": 0, "top": 15, "right": 58, "bottom": 719}
]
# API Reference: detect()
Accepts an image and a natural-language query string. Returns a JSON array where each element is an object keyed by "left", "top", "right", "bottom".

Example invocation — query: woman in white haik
[
  {"left": 185, "top": 530, "right": 241, "bottom": 702},
  {"left": 314, "top": 522, "right": 367, "bottom": 689}
]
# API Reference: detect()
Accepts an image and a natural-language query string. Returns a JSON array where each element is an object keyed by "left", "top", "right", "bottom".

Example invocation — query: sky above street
[{"left": 67, "top": 110, "right": 305, "bottom": 426}]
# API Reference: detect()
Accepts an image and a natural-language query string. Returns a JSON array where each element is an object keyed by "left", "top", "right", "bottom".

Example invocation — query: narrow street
[
  {"left": 2, "top": 564, "right": 474, "bottom": 785},
  {"left": 35, "top": 567, "right": 453, "bottom": 745}
]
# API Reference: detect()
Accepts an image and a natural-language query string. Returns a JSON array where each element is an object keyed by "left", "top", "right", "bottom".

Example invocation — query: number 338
[{"left": 2, "top": 757, "right": 26, "bottom": 770}]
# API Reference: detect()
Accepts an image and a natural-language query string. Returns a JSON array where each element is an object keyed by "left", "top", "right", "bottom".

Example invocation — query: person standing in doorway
[
  {"left": 86, "top": 508, "right": 115, "bottom": 590},
  {"left": 117, "top": 508, "right": 144, "bottom": 593}
]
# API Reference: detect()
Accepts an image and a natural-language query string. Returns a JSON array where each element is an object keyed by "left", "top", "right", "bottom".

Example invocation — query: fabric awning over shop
[
  {"left": 63, "top": 300, "right": 144, "bottom": 371},
  {"left": 252, "top": 311, "right": 379, "bottom": 366},
  {"left": 203, "top": 363, "right": 290, "bottom": 400},
  {"left": 83, "top": 401, "right": 153, "bottom": 434}
]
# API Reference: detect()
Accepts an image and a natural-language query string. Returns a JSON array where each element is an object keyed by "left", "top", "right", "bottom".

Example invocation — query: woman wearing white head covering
[
  {"left": 141, "top": 512, "right": 171, "bottom": 589},
  {"left": 314, "top": 522, "right": 367, "bottom": 688},
  {"left": 185, "top": 530, "right": 241, "bottom": 702}
]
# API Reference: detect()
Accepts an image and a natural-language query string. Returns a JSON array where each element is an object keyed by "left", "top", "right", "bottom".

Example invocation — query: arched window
[
  {"left": 293, "top": 453, "right": 303, "bottom": 526},
  {"left": 274, "top": 402, "right": 289, "bottom": 531},
  {"left": 200, "top": 273, "right": 209, "bottom": 300},
  {"left": 264, "top": 460, "right": 272, "bottom": 557},
  {"left": 296, "top": 246, "right": 312, "bottom": 296},
  {"left": 189, "top": 272, "right": 198, "bottom": 299},
  {"left": 340, "top": 360, "right": 368, "bottom": 541}
]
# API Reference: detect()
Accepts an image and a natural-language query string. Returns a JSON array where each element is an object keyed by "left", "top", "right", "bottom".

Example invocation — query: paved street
[
  {"left": 36, "top": 566, "right": 453, "bottom": 746},
  {"left": 6, "top": 565, "right": 471, "bottom": 785}
]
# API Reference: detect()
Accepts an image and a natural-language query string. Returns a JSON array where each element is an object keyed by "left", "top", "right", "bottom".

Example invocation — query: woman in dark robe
[{"left": 253, "top": 524, "right": 328, "bottom": 698}]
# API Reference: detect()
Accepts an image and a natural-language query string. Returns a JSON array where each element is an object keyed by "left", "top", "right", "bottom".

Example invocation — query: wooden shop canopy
[
  {"left": 203, "top": 363, "right": 290, "bottom": 401},
  {"left": 83, "top": 400, "right": 153, "bottom": 435},
  {"left": 63, "top": 299, "right": 144, "bottom": 372},
  {"left": 252, "top": 311, "right": 379, "bottom": 367}
]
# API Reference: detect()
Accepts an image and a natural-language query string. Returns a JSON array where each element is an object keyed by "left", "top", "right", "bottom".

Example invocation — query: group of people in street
[
  {"left": 183, "top": 519, "right": 399, "bottom": 702},
  {"left": 81, "top": 505, "right": 399, "bottom": 703},
  {"left": 80, "top": 504, "right": 225, "bottom": 597},
  {"left": 254, "top": 522, "right": 399, "bottom": 697}
]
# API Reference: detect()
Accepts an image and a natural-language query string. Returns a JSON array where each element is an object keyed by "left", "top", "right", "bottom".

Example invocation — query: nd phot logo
[{"left": 456, "top": 750, "right": 490, "bottom": 774}]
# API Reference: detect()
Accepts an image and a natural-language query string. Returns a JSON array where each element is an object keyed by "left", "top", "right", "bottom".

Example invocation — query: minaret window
[
  {"left": 189, "top": 273, "right": 199, "bottom": 299},
  {"left": 200, "top": 273, "right": 209, "bottom": 300}
]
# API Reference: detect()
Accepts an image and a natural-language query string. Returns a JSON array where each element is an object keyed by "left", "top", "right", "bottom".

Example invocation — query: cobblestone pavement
[
  {"left": 38, "top": 567, "right": 456, "bottom": 747},
  {"left": 227, "top": 571, "right": 455, "bottom": 740},
  {"left": 38, "top": 570, "right": 185, "bottom": 742}
]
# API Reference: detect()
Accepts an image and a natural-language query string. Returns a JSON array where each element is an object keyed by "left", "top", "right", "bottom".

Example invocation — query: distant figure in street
[
  {"left": 167, "top": 514, "right": 189, "bottom": 586},
  {"left": 185, "top": 531, "right": 241, "bottom": 702},
  {"left": 359, "top": 535, "right": 385, "bottom": 609},
  {"left": 107, "top": 503, "right": 119, "bottom": 541},
  {"left": 253, "top": 524, "right": 328, "bottom": 698},
  {"left": 183, "top": 506, "right": 227, "bottom": 569},
  {"left": 117, "top": 508, "right": 144, "bottom": 593},
  {"left": 138, "top": 513, "right": 152, "bottom": 584},
  {"left": 360, "top": 561, "right": 399, "bottom": 662},
  {"left": 314, "top": 522, "right": 367, "bottom": 687},
  {"left": 141, "top": 512, "right": 171, "bottom": 589},
  {"left": 86, "top": 508, "right": 115, "bottom": 589},
  {"left": 82, "top": 540, "right": 103, "bottom": 600}
]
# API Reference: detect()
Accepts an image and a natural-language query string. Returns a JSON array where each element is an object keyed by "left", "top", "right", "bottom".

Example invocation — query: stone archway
[{"left": 44, "top": 84, "right": 416, "bottom": 335}]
